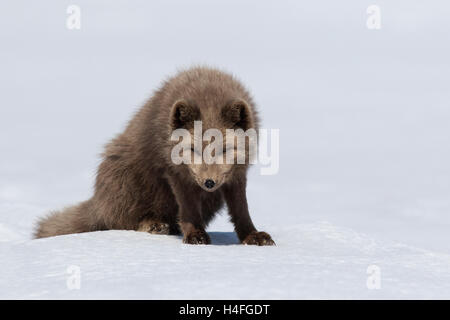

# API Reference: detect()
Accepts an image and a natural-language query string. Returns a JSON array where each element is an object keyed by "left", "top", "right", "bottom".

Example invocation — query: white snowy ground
[
  {"left": 1, "top": 1, "right": 450, "bottom": 299},
  {"left": 2, "top": 207, "right": 450, "bottom": 299}
]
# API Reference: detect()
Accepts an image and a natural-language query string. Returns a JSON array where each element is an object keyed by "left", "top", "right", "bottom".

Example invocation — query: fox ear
[
  {"left": 170, "top": 100, "right": 200, "bottom": 129},
  {"left": 222, "top": 99, "right": 253, "bottom": 130}
]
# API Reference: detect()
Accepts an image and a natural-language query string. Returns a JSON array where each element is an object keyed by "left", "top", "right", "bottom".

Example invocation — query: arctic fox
[{"left": 34, "top": 66, "right": 275, "bottom": 245}]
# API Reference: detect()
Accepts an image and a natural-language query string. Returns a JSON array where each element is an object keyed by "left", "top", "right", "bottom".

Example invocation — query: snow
[
  {"left": 2, "top": 218, "right": 450, "bottom": 299},
  {"left": 1, "top": 1, "right": 450, "bottom": 299}
]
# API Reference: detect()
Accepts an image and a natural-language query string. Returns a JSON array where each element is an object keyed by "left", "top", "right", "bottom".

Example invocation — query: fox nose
[{"left": 204, "top": 179, "right": 215, "bottom": 189}]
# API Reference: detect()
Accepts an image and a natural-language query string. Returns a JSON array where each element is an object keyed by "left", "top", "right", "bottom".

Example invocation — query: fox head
[{"left": 169, "top": 98, "right": 256, "bottom": 192}]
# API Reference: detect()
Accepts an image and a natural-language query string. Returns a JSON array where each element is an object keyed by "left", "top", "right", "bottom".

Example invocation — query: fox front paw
[
  {"left": 242, "top": 231, "right": 275, "bottom": 246},
  {"left": 183, "top": 230, "right": 211, "bottom": 245}
]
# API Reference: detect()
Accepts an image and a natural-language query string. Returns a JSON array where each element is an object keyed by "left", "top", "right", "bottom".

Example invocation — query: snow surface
[
  {"left": 1, "top": 1, "right": 450, "bottom": 299},
  {"left": 2, "top": 218, "right": 450, "bottom": 299}
]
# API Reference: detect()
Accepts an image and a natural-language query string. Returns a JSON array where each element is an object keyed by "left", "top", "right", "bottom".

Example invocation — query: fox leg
[
  {"left": 222, "top": 177, "right": 275, "bottom": 246},
  {"left": 167, "top": 177, "right": 211, "bottom": 245}
]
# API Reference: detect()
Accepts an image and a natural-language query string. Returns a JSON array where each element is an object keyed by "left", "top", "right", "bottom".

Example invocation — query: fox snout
[
  {"left": 200, "top": 178, "right": 220, "bottom": 192},
  {"left": 204, "top": 179, "right": 215, "bottom": 189},
  {"left": 187, "top": 162, "right": 233, "bottom": 192}
]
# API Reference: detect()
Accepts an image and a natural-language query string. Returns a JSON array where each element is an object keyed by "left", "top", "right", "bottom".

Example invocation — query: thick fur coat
[{"left": 34, "top": 67, "right": 274, "bottom": 245}]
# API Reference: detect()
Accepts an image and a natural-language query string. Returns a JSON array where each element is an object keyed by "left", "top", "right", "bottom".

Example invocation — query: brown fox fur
[{"left": 34, "top": 66, "right": 274, "bottom": 245}]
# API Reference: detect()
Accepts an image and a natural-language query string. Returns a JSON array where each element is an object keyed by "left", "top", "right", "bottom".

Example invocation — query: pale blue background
[{"left": 1, "top": 1, "right": 449, "bottom": 253}]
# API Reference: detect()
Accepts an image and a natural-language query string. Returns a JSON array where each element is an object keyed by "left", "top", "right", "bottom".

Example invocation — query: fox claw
[
  {"left": 242, "top": 231, "right": 275, "bottom": 246},
  {"left": 183, "top": 230, "right": 211, "bottom": 245}
]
